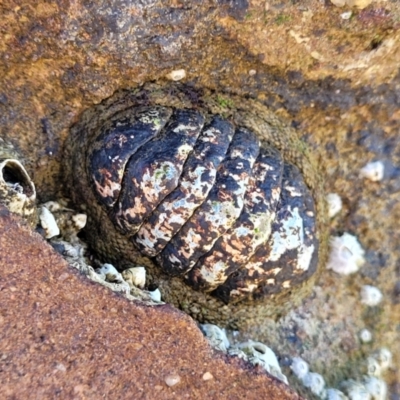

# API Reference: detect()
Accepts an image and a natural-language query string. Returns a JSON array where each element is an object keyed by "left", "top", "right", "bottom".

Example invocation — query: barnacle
[
  {"left": 0, "top": 138, "right": 37, "bottom": 226},
  {"left": 64, "top": 82, "right": 328, "bottom": 328}
]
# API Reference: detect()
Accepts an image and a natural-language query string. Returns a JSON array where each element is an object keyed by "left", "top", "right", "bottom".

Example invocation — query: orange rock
[{"left": 0, "top": 206, "right": 300, "bottom": 399}]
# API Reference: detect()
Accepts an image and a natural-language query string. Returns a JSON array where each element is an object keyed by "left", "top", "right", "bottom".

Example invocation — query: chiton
[{"left": 64, "top": 82, "right": 328, "bottom": 328}]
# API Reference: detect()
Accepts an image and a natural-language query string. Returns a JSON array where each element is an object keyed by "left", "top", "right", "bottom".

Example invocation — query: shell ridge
[
  {"left": 157, "top": 126, "right": 260, "bottom": 277},
  {"left": 213, "top": 162, "right": 318, "bottom": 303},
  {"left": 187, "top": 144, "right": 285, "bottom": 292},
  {"left": 133, "top": 115, "right": 235, "bottom": 257},
  {"left": 109, "top": 109, "right": 205, "bottom": 236},
  {"left": 88, "top": 106, "right": 173, "bottom": 208}
]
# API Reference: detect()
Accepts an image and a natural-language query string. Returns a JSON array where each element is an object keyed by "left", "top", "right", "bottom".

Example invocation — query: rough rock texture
[
  {"left": 1, "top": 0, "right": 399, "bottom": 398},
  {"left": 0, "top": 206, "right": 298, "bottom": 399}
]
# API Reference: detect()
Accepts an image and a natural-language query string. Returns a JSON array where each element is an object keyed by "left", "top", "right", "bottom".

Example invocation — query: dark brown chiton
[{"left": 65, "top": 82, "right": 328, "bottom": 328}]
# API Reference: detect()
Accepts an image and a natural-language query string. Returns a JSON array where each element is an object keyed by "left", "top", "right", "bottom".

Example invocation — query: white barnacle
[
  {"left": 227, "top": 347, "right": 248, "bottom": 360},
  {"left": 96, "top": 263, "right": 124, "bottom": 283},
  {"left": 95, "top": 270, "right": 106, "bottom": 281},
  {"left": 200, "top": 323, "right": 230, "bottom": 352},
  {"left": 60, "top": 241, "right": 79, "bottom": 258},
  {"left": 360, "top": 161, "right": 384, "bottom": 182},
  {"left": 341, "top": 380, "right": 371, "bottom": 400},
  {"left": 360, "top": 285, "right": 383, "bottom": 307},
  {"left": 122, "top": 266, "right": 146, "bottom": 289},
  {"left": 364, "top": 376, "right": 387, "bottom": 400},
  {"left": 340, "top": 11, "right": 353, "bottom": 20},
  {"left": 325, "top": 388, "right": 348, "bottom": 400},
  {"left": 290, "top": 356, "right": 309, "bottom": 380},
  {"left": 374, "top": 348, "right": 392, "bottom": 371},
  {"left": 237, "top": 341, "right": 288, "bottom": 384},
  {"left": 326, "top": 193, "right": 342, "bottom": 218},
  {"left": 327, "top": 233, "right": 365, "bottom": 275},
  {"left": 39, "top": 206, "right": 60, "bottom": 239},
  {"left": 302, "top": 372, "right": 326, "bottom": 397},
  {"left": 72, "top": 213, "right": 87, "bottom": 231},
  {"left": 166, "top": 69, "right": 186, "bottom": 81},
  {"left": 359, "top": 329, "right": 373, "bottom": 343},
  {"left": 148, "top": 288, "right": 161, "bottom": 302},
  {"left": 366, "top": 356, "right": 382, "bottom": 377}
]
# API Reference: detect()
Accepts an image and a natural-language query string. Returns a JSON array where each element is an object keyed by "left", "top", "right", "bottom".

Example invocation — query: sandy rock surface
[{"left": 0, "top": 206, "right": 298, "bottom": 399}]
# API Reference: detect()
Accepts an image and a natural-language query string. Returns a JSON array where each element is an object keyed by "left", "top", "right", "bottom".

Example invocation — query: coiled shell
[
  {"left": 64, "top": 82, "right": 328, "bottom": 328},
  {"left": 0, "top": 138, "right": 37, "bottom": 226}
]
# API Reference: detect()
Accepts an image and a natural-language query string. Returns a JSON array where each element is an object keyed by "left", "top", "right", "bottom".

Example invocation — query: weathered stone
[{"left": 0, "top": 207, "right": 299, "bottom": 399}]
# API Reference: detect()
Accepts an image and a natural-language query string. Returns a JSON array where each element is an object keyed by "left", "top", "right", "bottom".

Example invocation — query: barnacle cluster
[
  {"left": 201, "top": 324, "right": 288, "bottom": 384},
  {"left": 289, "top": 349, "right": 391, "bottom": 400},
  {"left": 37, "top": 199, "right": 162, "bottom": 304}
]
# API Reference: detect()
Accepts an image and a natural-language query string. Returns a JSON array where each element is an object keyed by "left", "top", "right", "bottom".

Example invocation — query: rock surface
[
  {"left": 0, "top": 0, "right": 399, "bottom": 398},
  {"left": 0, "top": 206, "right": 298, "bottom": 399}
]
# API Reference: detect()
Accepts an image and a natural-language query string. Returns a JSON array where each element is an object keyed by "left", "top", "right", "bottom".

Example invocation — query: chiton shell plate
[{"left": 64, "top": 82, "right": 328, "bottom": 328}]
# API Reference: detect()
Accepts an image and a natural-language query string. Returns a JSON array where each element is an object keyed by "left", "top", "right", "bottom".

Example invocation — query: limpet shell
[{"left": 64, "top": 81, "right": 328, "bottom": 328}]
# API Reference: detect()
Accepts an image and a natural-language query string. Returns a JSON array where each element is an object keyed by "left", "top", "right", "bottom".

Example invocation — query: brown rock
[
  {"left": 0, "top": 206, "right": 299, "bottom": 399},
  {"left": 1, "top": 0, "right": 399, "bottom": 394}
]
